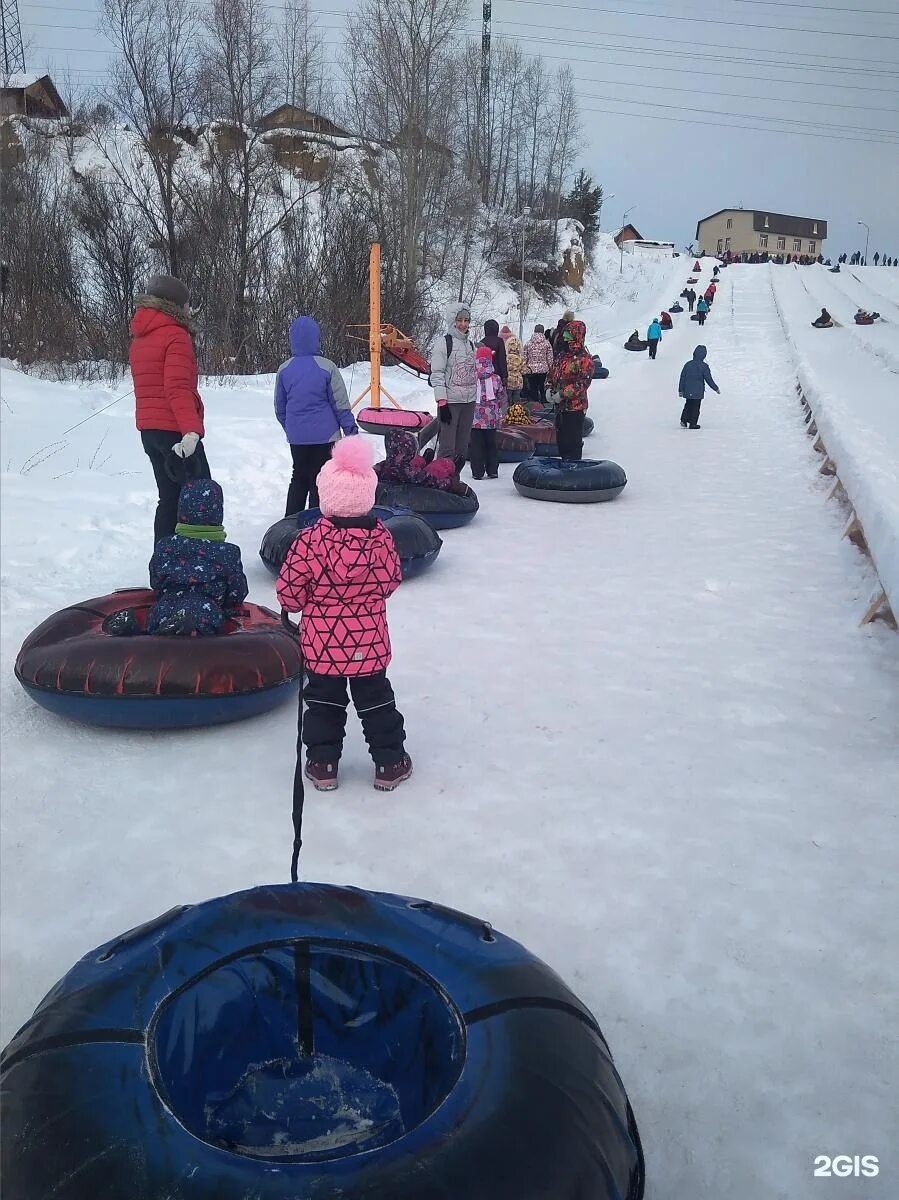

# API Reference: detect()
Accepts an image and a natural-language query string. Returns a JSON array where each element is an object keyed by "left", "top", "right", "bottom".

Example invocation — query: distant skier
[
  {"left": 647, "top": 317, "right": 663, "bottom": 360},
  {"left": 678, "top": 346, "right": 720, "bottom": 430}
]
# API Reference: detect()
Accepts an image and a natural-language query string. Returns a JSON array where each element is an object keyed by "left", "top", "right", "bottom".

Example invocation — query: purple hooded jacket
[{"left": 275, "top": 316, "right": 358, "bottom": 445}]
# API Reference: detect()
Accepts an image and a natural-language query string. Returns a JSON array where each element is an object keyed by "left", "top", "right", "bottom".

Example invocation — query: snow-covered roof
[{"left": 2, "top": 74, "right": 44, "bottom": 90}]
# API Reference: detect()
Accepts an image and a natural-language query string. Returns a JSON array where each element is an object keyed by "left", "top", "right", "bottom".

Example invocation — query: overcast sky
[{"left": 20, "top": 0, "right": 899, "bottom": 257}]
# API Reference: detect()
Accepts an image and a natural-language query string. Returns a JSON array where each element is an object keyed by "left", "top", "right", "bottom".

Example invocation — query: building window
[
  {"left": 717, "top": 238, "right": 723, "bottom": 252},
  {"left": 726, "top": 217, "right": 732, "bottom": 229},
  {"left": 759, "top": 234, "right": 768, "bottom": 248},
  {"left": 777, "top": 237, "right": 785, "bottom": 251},
  {"left": 813, "top": 222, "right": 818, "bottom": 234},
  {"left": 809, "top": 241, "right": 816, "bottom": 254},
  {"left": 725, "top": 237, "right": 731, "bottom": 250},
  {"left": 764, "top": 215, "right": 770, "bottom": 229},
  {"left": 793, "top": 239, "right": 802, "bottom": 252}
]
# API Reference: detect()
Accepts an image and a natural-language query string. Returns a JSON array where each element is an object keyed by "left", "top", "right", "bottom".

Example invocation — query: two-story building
[{"left": 696, "top": 209, "right": 827, "bottom": 259}]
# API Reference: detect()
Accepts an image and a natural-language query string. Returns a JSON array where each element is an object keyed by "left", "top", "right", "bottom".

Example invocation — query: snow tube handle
[
  {"left": 408, "top": 899, "right": 496, "bottom": 943},
  {"left": 281, "top": 610, "right": 299, "bottom": 635},
  {"left": 95, "top": 905, "right": 192, "bottom": 963}
]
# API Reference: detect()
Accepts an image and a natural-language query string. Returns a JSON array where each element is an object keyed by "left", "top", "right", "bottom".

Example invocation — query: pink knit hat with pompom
[{"left": 316, "top": 437, "right": 377, "bottom": 518}]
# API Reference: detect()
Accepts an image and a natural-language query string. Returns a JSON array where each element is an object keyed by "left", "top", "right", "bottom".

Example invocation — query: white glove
[{"left": 172, "top": 432, "right": 200, "bottom": 459}]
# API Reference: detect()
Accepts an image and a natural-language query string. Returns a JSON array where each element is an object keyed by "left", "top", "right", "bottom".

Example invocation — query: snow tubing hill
[
  {"left": 13, "top": 591, "right": 302, "bottom": 729},
  {"left": 514, "top": 458, "right": 628, "bottom": 504},
  {"left": 260, "top": 507, "right": 442, "bottom": 581},
  {"left": 0, "top": 882, "right": 646, "bottom": 1200},
  {"left": 376, "top": 481, "right": 479, "bottom": 529}
]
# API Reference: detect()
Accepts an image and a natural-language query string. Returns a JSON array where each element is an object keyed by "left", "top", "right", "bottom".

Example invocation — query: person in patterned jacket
[
  {"left": 276, "top": 437, "right": 411, "bottom": 793},
  {"left": 549, "top": 318, "right": 593, "bottom": 461},
  {"left": 107, "top": 478, "right": 248, "bottom": 636},
  {"left": 524, "top": 324, "right": 554, "bottom": 406}
]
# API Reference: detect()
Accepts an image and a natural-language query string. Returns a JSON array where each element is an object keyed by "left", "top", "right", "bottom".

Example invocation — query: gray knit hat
[{"left": 145, "top": 274, "right": 189, "bottom": 308}]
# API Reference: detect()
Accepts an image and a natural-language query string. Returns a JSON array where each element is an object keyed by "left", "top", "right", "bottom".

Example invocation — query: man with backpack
[{"left": 430, "top": 303, "right": 477, "bottom": 463}]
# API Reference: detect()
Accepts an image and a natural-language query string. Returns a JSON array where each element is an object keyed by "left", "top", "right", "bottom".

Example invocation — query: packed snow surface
[{"left": 1, "top": 261, "right": 897, "bottom": 1198}]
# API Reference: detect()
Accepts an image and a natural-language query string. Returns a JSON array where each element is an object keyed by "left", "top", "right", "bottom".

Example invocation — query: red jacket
[
  {"left": 276, "top": 517, "right": 402, "bottom": 676},
  {"left": 129, "top": 305, "right": 205, "bottom": 436}
]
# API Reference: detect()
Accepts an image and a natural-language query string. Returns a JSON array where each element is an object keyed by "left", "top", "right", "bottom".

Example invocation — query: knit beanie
[
  {"left": 145, "top": 274, "right": 189, "bottom": 308},
  {"left": 316, "top": 437, "right": 377, "bottom": 518}
]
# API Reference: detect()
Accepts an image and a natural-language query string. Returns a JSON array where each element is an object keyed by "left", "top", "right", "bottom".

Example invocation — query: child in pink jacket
[{"left": 276, "top": 437, "right": 412, "bottom": 792}]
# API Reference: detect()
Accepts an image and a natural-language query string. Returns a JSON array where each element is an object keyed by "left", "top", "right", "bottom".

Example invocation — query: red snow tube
[
  {"left": 854, "top": 315, "right": 875, "bottom": 325},
  {"left": 382, "top": 343, "right": 431, "bottom": 376},
  {"left": 14, "top": 590, "right": 303, "bottom": 729}
]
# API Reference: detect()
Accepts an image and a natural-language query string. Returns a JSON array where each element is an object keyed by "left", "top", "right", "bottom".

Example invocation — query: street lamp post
[
  {"left": 619, "top": 205, "right": 637, "bottom": 275},
  {"left": 518, "top": 206, "right": 531, "bottom": 342},
  {"left": 858, "top": 220, "right": 870, "bottom": 266}
]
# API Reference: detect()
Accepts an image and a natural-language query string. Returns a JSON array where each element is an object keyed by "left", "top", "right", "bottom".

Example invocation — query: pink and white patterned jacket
[{"left": 276, "top": 516, "right": 402, "bottom": 676}]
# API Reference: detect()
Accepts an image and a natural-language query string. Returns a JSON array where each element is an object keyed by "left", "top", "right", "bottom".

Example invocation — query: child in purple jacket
[{"left": 275, "top": 316, "right": 358, "bottom": 516}]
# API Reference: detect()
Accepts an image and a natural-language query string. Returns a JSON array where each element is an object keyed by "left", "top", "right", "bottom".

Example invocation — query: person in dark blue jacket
[
  {"left": 108, "top": 479, "right": 248, "bottom": 636},
  {"left": 678, "top": 346, "right": 720, "bottom": 429},
  {"left": 275, "top": 316, "right": 358, "bottom": 516}
]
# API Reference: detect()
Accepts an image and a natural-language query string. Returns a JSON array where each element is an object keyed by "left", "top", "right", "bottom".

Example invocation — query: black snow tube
[
  {"left": 669, "top": 304, "right": 684, "bottom": 313},
  {"left": 513, "top": 457, "right": 627, "bottom": 504},
  {"left": 583, "top": 416, "right": 595, "bottom": 437},
  {"left": 376, "top": 481, "right": 479, "bottom": 530},
  {"left": 624, "top": 340, "right": 648, "bottom": 352},
  {"left": 593, "top": 366, "right": 610, "bottom": 379},
  {"left": 260, "top": 507, "right": 442, "bottom": 581},
  {"left": 0, "top": 883, "right": 645, "bottom": 1200},
  {"left": 811, "top": 320, "right": 834, "bottom": 329}
]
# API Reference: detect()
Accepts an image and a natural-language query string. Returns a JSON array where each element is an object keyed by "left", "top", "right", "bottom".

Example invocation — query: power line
[
  {"left": 570, "top": 56, "right": 898, "bottom": 93},
  {"left": 578, "top": 78, "right": 898, "bottom": 112},
  {"left": 577, "top": 101, "right": 899, "bottom": 145},
  {"left": 487, "top": 28, "right": 899, "bottom": 75},
  {"left": 509, "top": 0, "right": 899, "bottom": 39},
  {"left": 577, "top": 91, "right": 899, "bottom": 136}
]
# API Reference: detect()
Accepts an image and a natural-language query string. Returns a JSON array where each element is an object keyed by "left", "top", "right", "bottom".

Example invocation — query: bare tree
[
  {"left": 100, "top": 0, "right": 200, "bottom": 275},
  {"left": 279, "top": 0, "right": 328, "bottom": 114}
]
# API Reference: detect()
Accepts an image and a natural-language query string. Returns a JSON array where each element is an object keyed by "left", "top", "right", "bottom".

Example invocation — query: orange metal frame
[{"left": 351, "top": 243, "right": 401, "bottom": 412}]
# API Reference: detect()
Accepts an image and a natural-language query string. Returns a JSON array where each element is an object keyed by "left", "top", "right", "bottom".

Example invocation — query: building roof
[
  {"left": 257, "top": 104, "right": 352, "bottom": 139},
  {"left": 614, "top": 223, "right": 643, "bottom": 245},
  {"left": 0, "top": 72, "right": 68, "bottom": 117},
  {"left": 695, "top": 208, "right": 827, "bottom": 241}
]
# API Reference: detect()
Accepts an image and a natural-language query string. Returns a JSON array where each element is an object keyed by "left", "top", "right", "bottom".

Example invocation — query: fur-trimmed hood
[{"left": 131, "top": 293, "right": 194, "bottom": 334}]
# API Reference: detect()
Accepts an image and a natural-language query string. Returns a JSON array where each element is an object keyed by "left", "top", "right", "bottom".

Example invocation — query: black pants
[
  {"left": 303, "top": 671, "right": 406, "bottom": 767},
  {"left": 287, "top": 443, "right": 333, "bottom": 516},
  {"left": 527, "top": 373, "right": 547, "bottom": 405},
  {"left": 556, "top": 410, "right": 585, "bottom": 460},
  {"left": 697, "top": 312, "right": 707, "bottom": 326},
  {"left": 141, "top": 429, "right": 211, "bottom": 544},
  {"left": 648, "top": 338, "right": 659, "bottom": 360},
  {"left": 681, "top": 398, "right": 702, "bottom": 427},
  {"left": 687, "top": 299, "right": 695, "bottom": 312},
  {"left": 469, "top": 428, "right": 498, "bottom": 478}
]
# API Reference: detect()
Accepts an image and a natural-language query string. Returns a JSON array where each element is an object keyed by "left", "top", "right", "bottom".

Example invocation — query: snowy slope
[
  {"left": 772, "top": 264, "right": 899, "bottom": 614},
  {"left": 1, "top": 265, "right": 898, "bottom": 1199}
]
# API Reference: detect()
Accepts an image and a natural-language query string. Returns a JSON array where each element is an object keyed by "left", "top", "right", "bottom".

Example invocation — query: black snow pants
[
  {"left": 141, "top": 429, "right": 211, "bottom": 545},
  {"left": 681, "top": 398, "right": 702, "bottom": 427},
  {"left": 648, "top": 338, "right": 659, "bottom": 360},
  {"left": 303, "top": 671, "right": 406, "bottom": 767},
  {"left": 469, "top": 428, "right": 499, "bottom": 478},
  {"left": 286, "top": 443, "right": 333, "bottom": 516},
  {"left": 556, "top": 410, "right": 585, "bottom": 460}
]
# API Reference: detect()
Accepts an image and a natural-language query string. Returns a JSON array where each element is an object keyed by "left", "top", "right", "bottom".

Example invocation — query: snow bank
[{"left": 772, "top": 265, "right": 899, "bottom": 615}]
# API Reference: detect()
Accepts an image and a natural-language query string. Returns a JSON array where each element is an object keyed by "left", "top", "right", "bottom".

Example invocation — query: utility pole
[
  {"left": 518, "top": 206, "right": 531, "bottom": 342},
  {"left": 1, "top": 0, "right": 25, "bottom": 74},
  {"left": 479, "top": 0, "right": 492, "bottom": 203},
  {"left": 858, "top": 220, "right": 870, "bottom": 267}
]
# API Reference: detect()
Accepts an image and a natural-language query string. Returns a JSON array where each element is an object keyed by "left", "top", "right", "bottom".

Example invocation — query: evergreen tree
[{"left": 563, "top": 169, "right": 603, "bottom": 250}]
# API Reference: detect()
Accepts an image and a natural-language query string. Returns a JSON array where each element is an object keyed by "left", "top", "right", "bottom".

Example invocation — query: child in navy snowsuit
[{"left": 145, "top": 478, "right": 248, "bottom": 634}]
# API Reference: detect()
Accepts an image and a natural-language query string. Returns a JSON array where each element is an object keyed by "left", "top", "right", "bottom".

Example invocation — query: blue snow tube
[
  {"left": 1, "top": 884, "right": 645, "bottom": 1200},
  {"left": 375, "top": 482, "right": 479, "bottom": 530},
  {"left": 260, "top": 507, "right": 442, "bottom": 581},
  {"left": 513, "top": 457, "right": 628, "bottom": 504}
]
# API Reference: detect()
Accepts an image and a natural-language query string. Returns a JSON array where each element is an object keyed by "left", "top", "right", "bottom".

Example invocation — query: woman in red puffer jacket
[{"left": 129, "top": 274, "right": 211, "bottom": 544}]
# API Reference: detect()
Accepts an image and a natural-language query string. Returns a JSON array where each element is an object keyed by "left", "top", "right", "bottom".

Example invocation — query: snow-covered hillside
[{"left": 2, "top": 261, "right": 897, "bottom": 1199}]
